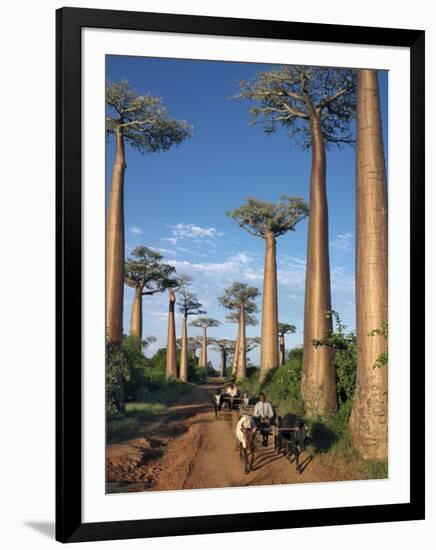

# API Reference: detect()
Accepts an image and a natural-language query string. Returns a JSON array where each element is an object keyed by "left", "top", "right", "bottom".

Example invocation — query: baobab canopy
[
  {"left": 237, "top": 66, "right": 356, "bottom": 148},
  {"left": 106, "top": 80, "right": 192, "bottom": 152},
  {"left": 227, "top": 195, "right": 309, "bottom": 238}
]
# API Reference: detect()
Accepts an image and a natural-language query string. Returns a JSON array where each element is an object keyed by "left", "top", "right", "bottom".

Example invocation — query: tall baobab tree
[
  {"left": 124, "top": 246, "right": 176, "bottom": 339},
  {"left": 349, "top": 70, "right": 388, "bottom": 460},
  {"left": 210, "top": 339, "right": 235, "bottom": 377},
  {"left": 218, "top": 282, "right": 260, "bottom": 380},
  {"left": 106, "top": 80, "right": 191, "bottom": 344},
  {"left": 190, "top": 317, "right": 220, "bottom": 371},
  {"left": 228, "top": 196, "right": 308, "bottom": 380},
  {"left": 237, "top": 66, "right": 356, "bottom": 415},
  {"left": 177, "top": 277, "right": 205, "bottom": 382},
  {"left": 278, "top": 322, "right": 297, "bottom": 365}
]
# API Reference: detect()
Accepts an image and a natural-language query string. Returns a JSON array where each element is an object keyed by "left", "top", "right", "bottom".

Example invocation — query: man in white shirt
[{"left": 253, "top": 393, "right": 274, "bottom": 446}]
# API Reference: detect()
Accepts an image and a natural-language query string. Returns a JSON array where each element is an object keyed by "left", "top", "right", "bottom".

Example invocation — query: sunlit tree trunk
[
  {"left": 260, "top": 232, "right": 279, "bottom": 380},
  {"left": 106, "top": 128, "right": 125, "bottom": 344},
  {"left": 237, "top": 304, "right": 247, "bottom": 380},
  {"left": 179, "top": 315, "right": 188, "bottom": 382},
  {"left": 279, "top": 334, "right": 286, "bottom": 366},
  {"left": 220, "top": 348, "right": 226, "bottom": 378},
  {"left": 166, "top": 289, "right": 177, "bottom": 379},
  {"left": 349, "top": 69, "right": 388, "bottom": 460},
  {"left": 232, "top": 324, "right": 241, "bottom": 376},
  {"left": 301, "top": 115, "right": 337, "bottom": 417},
  {"left": 200, "top": 327, "right": 208, "bottom": 369},
  {"left": 130, "top": 288, "right": 142, "bottom": 339}
]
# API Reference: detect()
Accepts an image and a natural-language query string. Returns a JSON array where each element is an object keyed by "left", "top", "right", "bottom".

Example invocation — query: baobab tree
[
  {"left": 278, "top": 323, "right": 297, "bottom": 365},
  {"left": 190, "top": 317, "right": 220, "bottom": 370},
  {"left": 124, "top": 246, "right": 176, "bottom": 339},
  {"left": 225, "top": 310, "right": 258, "bottom": 376},
  {"left": 218, "top": 282, "right": 260, "bottom": 380},
  {"left": 237, "top": 66, "right": 356, "bottom": 415},
  {"left": 177, "top": 277, "right": 205, "bottom": 382},
  {"left": 228, "top": 196, "right": 308, "bottom": 380},
  {"left": 210, "top": 339, "right": 235, "bottom": 377},
  {"left": 165, "top": 288, "right": 178, "bottom": 379},
  {"left": 186, "top": 336, "right": 203, "bottom": 364},
  {"left": 106, "top": 80, "right": 191, "bottom": 344},
  {"left": 349, "top": 70, "right": 388, "bottom": 460}
]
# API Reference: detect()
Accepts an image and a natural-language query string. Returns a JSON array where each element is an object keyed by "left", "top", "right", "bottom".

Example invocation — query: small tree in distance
[
  {"left": 190, "top": 317, "right": 220, "bottom": 370},
  {"left": 218, "top": 282, "right": 260, "bottom": 380},
  {"left": 124, "top": 246, "right": 176, "bottom": 340},
  {"left": 177, "top": 276, "right": 205, "bottom": 382},
  {"left": 278, "top": 323, "right": 296, "bottom": 365}
]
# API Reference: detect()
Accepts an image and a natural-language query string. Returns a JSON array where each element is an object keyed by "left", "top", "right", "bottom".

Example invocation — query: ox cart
[{"left": 272, "top": 413, "right": 309, "bottom": 474}]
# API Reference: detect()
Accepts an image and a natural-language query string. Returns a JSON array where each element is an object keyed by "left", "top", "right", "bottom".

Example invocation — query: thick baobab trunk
[
  {"left": 200, "top": 328, "right": 208, "bottom": 369},
  {"left": 166, "top": 289, "right": 177, "bottom": 379},
  {"left": 179, "top": 316, "right": 188, "bottom": 382},
  {"left": 106, "top": 128, "right": 126, "bottom": 344},
  {"left": 237, "top": 305, "right": 247, "bottom": 380},
  {"left": 349, "top": 70, "right": 388, "bottom": 460},
  {"left": 301, "top": 115, "right": 336, "bottom": 417},
  {"left": 232, "top": 324, "right": 241, "bottom": 376},
  {"left": 260, "top": 232, "right": 279, "bottom": 380},
  {"left": 220, "top": 348, "right": 227, "bottom": 378},
  {"left": 279, "top": 334, "right": 286, "bottom": 366},
  {"left": 130, "top": 288, "right": 142, "bottom": 339}
]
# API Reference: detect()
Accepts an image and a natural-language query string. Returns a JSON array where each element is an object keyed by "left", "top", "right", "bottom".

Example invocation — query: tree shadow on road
[{"left": 309, "top": 422, "right": 337, "bottom": 453}]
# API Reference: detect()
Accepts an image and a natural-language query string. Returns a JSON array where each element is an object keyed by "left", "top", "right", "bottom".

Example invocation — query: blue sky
[{"left": 106, "top": 56, "right": 388, "bottom": 367}]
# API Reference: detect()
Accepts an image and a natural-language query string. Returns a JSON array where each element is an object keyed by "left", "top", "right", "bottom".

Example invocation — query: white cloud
[
  {"left": 161, "top": 237, "right": 178, "bottom": 245},
  {"left": 331, "top": 232, "right": 353, "bottom": 252},
  {"left": 128, "top": 226, "right": 143, "bottom": 235},
  {"left": 151, "top": 246, "right": 177, "bottom": 256},
  {"left": 167, "top": 223, "right": 223, "bottom": 241}
]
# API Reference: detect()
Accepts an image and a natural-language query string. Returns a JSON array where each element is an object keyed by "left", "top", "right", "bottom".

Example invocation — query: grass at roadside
[{"left": 107, "top": 381, "right": 194, "bottom": 443}]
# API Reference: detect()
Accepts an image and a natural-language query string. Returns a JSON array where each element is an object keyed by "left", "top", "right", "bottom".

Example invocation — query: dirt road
[{"left": 107, "top": 381, "right": 360, "bottom": 493}]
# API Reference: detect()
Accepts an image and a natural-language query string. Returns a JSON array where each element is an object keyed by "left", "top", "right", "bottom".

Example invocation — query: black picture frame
[{"left": 56, "top": 6, "right": 425, "bottom": 543}]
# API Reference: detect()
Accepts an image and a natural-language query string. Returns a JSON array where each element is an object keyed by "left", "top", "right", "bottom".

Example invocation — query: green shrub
[{"left": 363, "top": 459, "right": 388, "bottom": 479}]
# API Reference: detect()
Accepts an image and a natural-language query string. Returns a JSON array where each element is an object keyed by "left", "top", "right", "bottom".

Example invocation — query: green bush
[
  {"left": 237, "top": 348, "right": 305, "bottom": 417},
  {"left": 106, "top": 340, "right": 130, "bottom": 416}
]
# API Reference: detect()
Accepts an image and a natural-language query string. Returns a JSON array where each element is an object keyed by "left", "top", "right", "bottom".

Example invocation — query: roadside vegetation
[{"left": 106, "top": 335, "right": 213, "bottom": 442}]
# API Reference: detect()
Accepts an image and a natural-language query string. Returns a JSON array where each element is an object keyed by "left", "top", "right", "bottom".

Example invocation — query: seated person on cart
[
  {"left": 225, "top": 383, "right": 240, "bottom": 409},
  {"left": 216, "top": 383, "right": 240, "bottom": 410},
  {"left": 253, "top": 393, "right": 274, "bottom": 446}
]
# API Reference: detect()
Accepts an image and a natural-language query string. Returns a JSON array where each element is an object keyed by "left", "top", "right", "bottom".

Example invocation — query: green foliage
[
  {"left": 363, "top": 459, "right": 388, "bottom": 479},
  {"left": 218, "top": 282, "right": 260, "bottom": 312},
  {"left": 106, "top": 79, "right": 192, "bottom": 153},
  {"left": 237, "top": 66, "right": 356, "bottom": 149},
  {"left": 124, "top": 246, "right": 176, "bottom": 295},
  {"left": 369, "top": 321, "right": 388, "bottom": 369},
  {"left": 122, "top": 335, "right": 154, "bottom": 401},
  {"left": 287, "top": 346, "right": 303, "bottom": 363},
  {"left": 237, "top": 347, "right": 305, "bottom": 416},
  {"left": 312, "top": 310, "right": 356, "bottom": 406},
  {"left": 278, "top": 322, "right": 296, "bottom": 336},
  {"left": 190, "top": 317, "right": 220, "bottom": 330},
  {"left": 227, "top": 196, "right": 308, "bottom": 239},
  {"left": 106, "top": 340, "right": 129, "bottom": 416}
]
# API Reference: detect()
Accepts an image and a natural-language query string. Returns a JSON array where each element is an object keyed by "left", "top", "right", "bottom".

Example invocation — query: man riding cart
[{"left": 253, "top": 392, "right": 275, "bottom": 446}]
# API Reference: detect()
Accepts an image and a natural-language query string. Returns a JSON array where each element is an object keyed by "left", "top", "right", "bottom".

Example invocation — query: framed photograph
[{"left": 56, "top": 7, "right": 425, "bottom": 543}]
